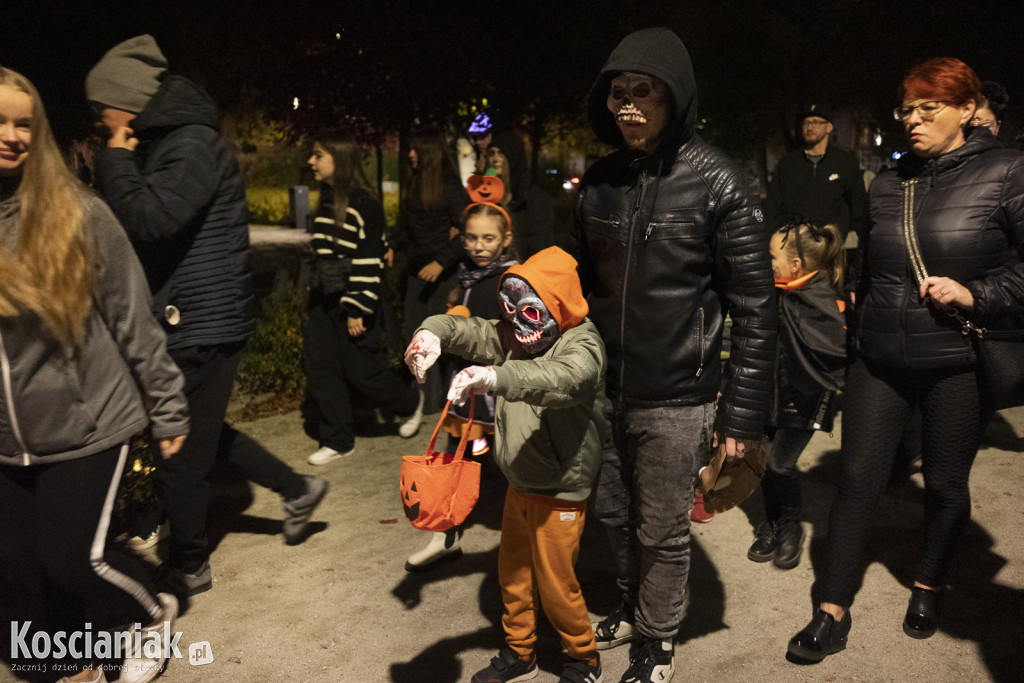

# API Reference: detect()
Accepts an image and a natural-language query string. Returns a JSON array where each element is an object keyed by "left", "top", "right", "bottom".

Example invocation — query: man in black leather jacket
[{"left": 571, "top": 28, "right": 776, "bottom": 683}]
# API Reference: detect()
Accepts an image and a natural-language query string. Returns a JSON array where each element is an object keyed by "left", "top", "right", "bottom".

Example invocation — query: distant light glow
[
  {"left": 891, "top": 151, "right": 905, "bottom": 160},
  {"left": 335, "top": 33, "right": 341, "bottom": 40},
  {"left": 292, "top": 97, "right": 299, "bottom": 110},
  {"left": 874, "top": 132, "right": 883, "bottom": 146},
  {"left": 570, "top": 177, "right": 580, "bottom": 185},
  {"left": 562, "top": 180, "right": 573, "bottom": 190},
  {"left": 545, "top": 169, "right": 557, "bottom": 175}
]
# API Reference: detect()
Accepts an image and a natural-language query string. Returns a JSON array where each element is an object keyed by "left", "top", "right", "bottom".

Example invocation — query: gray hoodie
[{"left": 0, "top": 193, "right": 188, "bottom": 465}]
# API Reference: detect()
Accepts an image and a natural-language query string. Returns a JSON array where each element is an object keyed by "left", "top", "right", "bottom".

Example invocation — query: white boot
[{"left": 405, "top": 528, "right": 463, "bottom": 572}]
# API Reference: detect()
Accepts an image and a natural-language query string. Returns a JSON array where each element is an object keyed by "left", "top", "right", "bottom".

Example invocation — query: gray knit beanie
[{"left": 85, "top": 34, "right": 168, "bottom": 113}]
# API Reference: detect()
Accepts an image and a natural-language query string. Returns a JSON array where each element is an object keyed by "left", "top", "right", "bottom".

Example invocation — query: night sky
[{"left": 4, "top": 0, "right": 1023, "bottom": 152}]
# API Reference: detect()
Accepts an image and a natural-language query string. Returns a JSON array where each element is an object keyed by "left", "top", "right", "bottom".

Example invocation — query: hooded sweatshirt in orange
[{"left": 499, "top": 247, "right": 588, "bottom": 333}]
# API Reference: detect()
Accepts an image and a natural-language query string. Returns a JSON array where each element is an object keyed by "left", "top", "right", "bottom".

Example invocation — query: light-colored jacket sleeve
[
  {"left": 419, "top": 314, "right": 507, "bottom": 366},
  {"left": 419, "top": 315, "right": 605, "bottom": 409}
]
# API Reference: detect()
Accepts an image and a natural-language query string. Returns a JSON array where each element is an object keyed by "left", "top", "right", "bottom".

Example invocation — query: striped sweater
[{"left": 309, "top": 185, "right": 387, "bottom": 317}]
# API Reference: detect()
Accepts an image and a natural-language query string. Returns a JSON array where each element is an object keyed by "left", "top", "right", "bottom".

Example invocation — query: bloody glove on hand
[
  {"left": 404, "top": 329, "right": 441, "bottom": 383},
  {"left": 447, "top": 366, "right": 496, "bottom": 406}
]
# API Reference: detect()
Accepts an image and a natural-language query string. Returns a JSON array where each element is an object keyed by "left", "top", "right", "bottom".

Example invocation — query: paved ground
[{"left": 3, "top": 403, "right": 1023, "bottom": 683}]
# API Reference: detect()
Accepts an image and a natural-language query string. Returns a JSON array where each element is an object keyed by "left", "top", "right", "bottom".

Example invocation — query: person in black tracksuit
[
  {"left": 746, "top": 222, "right": 847, "bottom": 571},
  {"left": 87, "top": 36, "right": 327, "bottom": 598},
  {"left": 304, "top": 131, "right": 422, "bottom": 466},
  {"left": 764, "top": 107, "right": 868, "bottom": 242}
]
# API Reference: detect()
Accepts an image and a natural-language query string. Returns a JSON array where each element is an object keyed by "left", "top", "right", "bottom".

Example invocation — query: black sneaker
[
  {"left": 155, "top": 560, "right": 212, "bottom": 598},
  {"left": 592, "top": 602, "right": 634, "bottom": 650},
  {"left": 772, "top": 522, "right": 804, "bottom": 570},
  {"left": 471, "top": 647, "right": 538, "bottom": 683},
  {"left": 621, "top": 637, "right": 673, "bottom": 683},
  {"left": 747, "top": 520, "right": 777, "bottom": 563},
  {"left": 559, "top": 655, "right": 602, "bottom": 683}
]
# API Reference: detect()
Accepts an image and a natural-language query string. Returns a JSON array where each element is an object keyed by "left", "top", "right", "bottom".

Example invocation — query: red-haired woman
[{"left": 787, "top": 58, "right": 1024, "bottom": 662}]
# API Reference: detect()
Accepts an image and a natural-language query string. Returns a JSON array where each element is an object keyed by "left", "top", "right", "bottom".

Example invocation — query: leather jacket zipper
[
  {"left": 619, "top": 170, "right": 650, "bottom": 397},
  {"left": 696, "top": 307, "right": 705, "bottom": 377},
  {"left": 0, "top": 331, "right": 31, "bottom": 464}
]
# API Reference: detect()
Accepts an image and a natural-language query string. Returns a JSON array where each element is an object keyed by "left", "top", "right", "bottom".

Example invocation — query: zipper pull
[{"left": 645, "top": 224, "right": 654, "bottom": 243}]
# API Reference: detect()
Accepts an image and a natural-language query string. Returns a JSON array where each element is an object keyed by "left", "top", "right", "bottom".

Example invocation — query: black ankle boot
[
  {"left": 903, "top": 586, "right": 941, "bottom": 639},
  {"left": 773, "top": 522, "right": 805, "bottom": 570},
  {"left": 747, "top": 520, "right": 777, "bottom": 562},
  {"left": 787, "top": 609, "right": 851, "bottom": 663}
]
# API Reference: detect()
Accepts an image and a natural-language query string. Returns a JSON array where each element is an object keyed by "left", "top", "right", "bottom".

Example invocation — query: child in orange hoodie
[{"left": 406, "top": 246, "right": 608, "bottom": 683}]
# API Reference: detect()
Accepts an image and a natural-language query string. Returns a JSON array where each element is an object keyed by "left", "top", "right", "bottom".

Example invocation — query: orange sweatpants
[{"left": 498, "top": 487, "right": 597, "bottom": 663}]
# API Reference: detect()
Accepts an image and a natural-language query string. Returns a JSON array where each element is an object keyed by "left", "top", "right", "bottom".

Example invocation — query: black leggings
[
  {"left": 0, "top": 445, "right": 159, "bottom": 669},
  {"left": 819, "top": 358, "right": 984, "bottom": 608}
]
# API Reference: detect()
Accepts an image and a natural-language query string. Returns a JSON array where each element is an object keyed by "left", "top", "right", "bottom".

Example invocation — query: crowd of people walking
[{"left": 0, "top": 22, "right": 1021, "bottom": 683}]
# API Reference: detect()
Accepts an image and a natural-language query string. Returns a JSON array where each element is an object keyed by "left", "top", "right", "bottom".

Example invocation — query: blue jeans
[{"left": 592, "top": 401, "right": 717, "bottom": 640}]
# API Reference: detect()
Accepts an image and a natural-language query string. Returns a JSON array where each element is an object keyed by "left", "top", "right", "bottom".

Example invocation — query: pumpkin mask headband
[{"left": 464, "top": 174, "right": 511, "bottom": 228}]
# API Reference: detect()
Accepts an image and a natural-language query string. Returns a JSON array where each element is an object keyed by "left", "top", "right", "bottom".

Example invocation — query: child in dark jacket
[
  {"left": 405, "top": 247, "right": 607, "bottom": 683},
  {"left": 748, "top": 222, "right": 848, "bottom": 570}
]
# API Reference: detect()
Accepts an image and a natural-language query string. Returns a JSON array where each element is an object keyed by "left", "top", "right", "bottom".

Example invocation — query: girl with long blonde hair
[{"left": 0, "top": 66, "right": 188, "bottom": 683}]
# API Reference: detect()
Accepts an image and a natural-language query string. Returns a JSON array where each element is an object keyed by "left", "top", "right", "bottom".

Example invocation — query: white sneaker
[
  {"left": 405, "top": 529, "right": 462, "bottom": 572},
  {"left": 121, "top": 592, "right": 178, "bottom": 683},
  {"left": 127, "top": 521, "right": 169, "bottom": 551},
  {"left": 307, "top": 446, "right": 354, "bottom": 465},
  {"left": 398, "top": 389, "right": 426, "bottom": 439},
  {"left": 56, "top": 667, "right": 107, "bottom": 683}
]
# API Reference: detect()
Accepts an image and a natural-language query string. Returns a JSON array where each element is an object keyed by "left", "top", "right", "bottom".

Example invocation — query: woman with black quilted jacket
[{"left": 787, "top": 57, "right": 1024, "bottom": 664}]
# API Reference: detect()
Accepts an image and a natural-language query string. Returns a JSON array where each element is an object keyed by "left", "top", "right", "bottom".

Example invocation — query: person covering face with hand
[{"left": 404, "top": 247, "right": 609, "bottom": 683}]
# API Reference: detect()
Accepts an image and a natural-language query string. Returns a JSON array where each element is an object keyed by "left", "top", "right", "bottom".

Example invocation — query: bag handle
[
  {"left": 424, "top": 391, "right": 476, "bottom": 463},
  {"left": 902, "top": 179, "right": 991, "bottom": 339}
]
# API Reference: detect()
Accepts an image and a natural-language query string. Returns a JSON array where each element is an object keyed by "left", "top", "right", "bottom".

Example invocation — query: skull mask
[
  {"left": 607, "top": 72, "right": 672, "bottom": 155},
  {"left": 498, "top": 275, "right": 560, "bottom": 354}
]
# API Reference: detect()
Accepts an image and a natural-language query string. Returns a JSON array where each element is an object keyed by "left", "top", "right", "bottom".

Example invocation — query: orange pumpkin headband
[{"left": 464, "top": 174, "right": 511, "bottom": 228}]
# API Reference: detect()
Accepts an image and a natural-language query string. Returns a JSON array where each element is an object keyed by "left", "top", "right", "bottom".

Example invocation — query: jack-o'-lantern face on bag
[
  {"left": 400, "top": 471, "right": 420, "bottom": 521},
  {"left": 498, "top": 275, "right": 559, "bottom": 354}
]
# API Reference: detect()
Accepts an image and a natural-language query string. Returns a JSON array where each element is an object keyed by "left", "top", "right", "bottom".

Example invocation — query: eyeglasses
[
  {"left": 970, "top": 117, "right": 997, "bottom": 130},
  {"left": 802, "top": 119, "right": 829, "bottom": 128},
  {"left": 893, "top": 100, "right": 950, "bottom": 122},
  {"left": 461, "top": 234, "right": 501, "bottom": 247}
]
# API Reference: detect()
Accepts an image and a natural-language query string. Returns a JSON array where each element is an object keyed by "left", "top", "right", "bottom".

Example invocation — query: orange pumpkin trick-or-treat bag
[{"left": 399, "top": 397, "right": 480, "bottom": 532}]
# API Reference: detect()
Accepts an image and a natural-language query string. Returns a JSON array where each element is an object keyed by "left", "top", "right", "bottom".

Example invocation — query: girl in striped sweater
[{"left": 305, "top": 131, "right": 424, "bottom": 465}]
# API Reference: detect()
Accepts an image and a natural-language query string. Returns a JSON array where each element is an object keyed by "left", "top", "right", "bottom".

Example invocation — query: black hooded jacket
[
  {"left": 94, "top": 75, "right": 256, "bottom": 350},
  {"left": 571, "top": 28, "right": 776, "bottom": 439},
  {"left": 857, "top": 127, "right": 1024, "bottom": 367}
]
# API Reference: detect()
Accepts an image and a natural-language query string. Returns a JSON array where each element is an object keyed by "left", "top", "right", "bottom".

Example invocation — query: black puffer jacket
[
  {"left": 571, "top": 28, "right": 776, "bottom": 439},
  {"left": 858, "top": 127, "right": 1024, "bottom": 368},
  {"left": 94, "top": 75, "right": 256, "bottom": 350}
]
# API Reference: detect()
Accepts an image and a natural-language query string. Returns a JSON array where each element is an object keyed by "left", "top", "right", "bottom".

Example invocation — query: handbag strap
[
  {"left": 901, "top": 179, "right": 989, "bottom": 339},
  {"left": 424, "top": 392, "right": 477, "bottom": 463}
]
